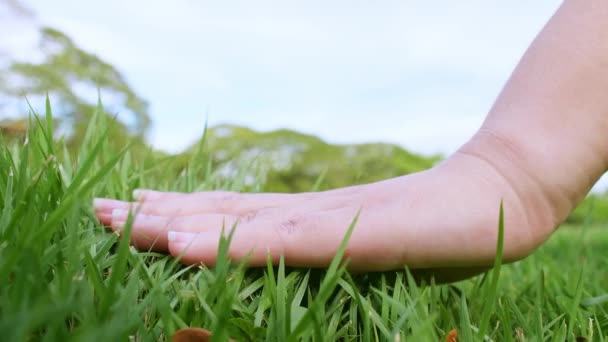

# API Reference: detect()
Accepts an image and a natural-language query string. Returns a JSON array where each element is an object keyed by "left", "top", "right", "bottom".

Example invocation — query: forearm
[{"left": 461, "top": 0, "right": 608, "bottom": 229}]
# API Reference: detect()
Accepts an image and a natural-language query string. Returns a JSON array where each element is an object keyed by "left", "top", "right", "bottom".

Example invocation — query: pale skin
[{"left": 94, "top": 0, "right": 608, "bottom": 280}]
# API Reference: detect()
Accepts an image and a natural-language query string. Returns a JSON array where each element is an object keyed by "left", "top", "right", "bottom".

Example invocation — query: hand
[{"left": 94, "top": 136, "right": 553, "bottom": 278}]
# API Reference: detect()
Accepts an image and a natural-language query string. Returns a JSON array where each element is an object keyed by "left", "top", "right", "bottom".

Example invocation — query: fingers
[
  {"left": 93, "top": 188, "right": 381, "bottom": 270},
  {"left": 134, "top": 186, "right": 364, "bottom": 204},
  {"left": 95, "top": 186, "right": 365, "bottom": 221},
  {"left": 110, "top": 210, "right": 240, "bottom": 251},
  {"left": 166, "top": 208, "right": 364, "bottom": 268},
  {"left": 167, "top": 226, "right": 278, "bottom": 266},
  {"left": 132, "top": 189, "right": 183, "bottom": 201},
  {"left": 94, "top": 198, "right": 132, "bottom": 225},
  {"left": 94, "top": 191, "right": 304, "bottom": 218}
]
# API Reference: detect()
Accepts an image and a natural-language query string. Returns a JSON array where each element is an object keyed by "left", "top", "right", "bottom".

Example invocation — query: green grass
[{"left": 1, "top": 102, "right": 607, "bottom": 341}]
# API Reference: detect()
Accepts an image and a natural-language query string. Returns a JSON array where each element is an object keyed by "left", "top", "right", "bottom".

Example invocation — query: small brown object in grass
[
  {"left": 445, "top": 328, "right": 458, "bottom": 342},
  {"left": 172, "top": 328, "right": 236, "bottom": 342}
]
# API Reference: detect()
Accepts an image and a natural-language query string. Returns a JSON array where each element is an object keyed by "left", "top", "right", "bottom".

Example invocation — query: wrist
[{"left": 453, "top": 128, "right": 562, "bottom": 242}]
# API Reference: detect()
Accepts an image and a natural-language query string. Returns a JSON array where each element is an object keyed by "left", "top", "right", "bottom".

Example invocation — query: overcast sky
[
  {"left": 6, "top": 1, "right": 608, "bottom": 191},
  {"left": 9, "top": 0, "right": 562, "bottom": 157}
]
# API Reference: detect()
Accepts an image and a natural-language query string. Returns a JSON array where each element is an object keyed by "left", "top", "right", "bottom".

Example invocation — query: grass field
[{"left": 1, "top": 104, "right": 607, "bottom": 341}]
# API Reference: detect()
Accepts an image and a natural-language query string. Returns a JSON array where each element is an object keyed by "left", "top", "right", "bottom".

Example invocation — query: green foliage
[
  {"left": 0, "top": 103, "right": 606, "bottom": 341},
  {"left": 179, "top": 124, "right": 441, "bottom": 193},
  {"left": 1, "top": 23, "right": 150, "bottom": 143},
  {"left": 567, "top": 194, "right": 608, "bottom": 225}
]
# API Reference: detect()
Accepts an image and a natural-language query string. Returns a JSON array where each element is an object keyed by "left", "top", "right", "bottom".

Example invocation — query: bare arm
[{"left": 460, "top": 0, "right": 608, "bottom": 239}]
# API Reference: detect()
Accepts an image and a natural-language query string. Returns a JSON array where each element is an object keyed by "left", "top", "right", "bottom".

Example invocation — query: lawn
[{"left": 1, "top": 104, "right": 607, "bottom": 341}]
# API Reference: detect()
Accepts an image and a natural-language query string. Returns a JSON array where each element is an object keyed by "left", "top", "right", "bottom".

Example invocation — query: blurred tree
[
  {"left": 180, "top": 124, "right": 442, "bottom": 193},
  {"left": 0, "top": 0, "right": 150, "bottom": 145}
]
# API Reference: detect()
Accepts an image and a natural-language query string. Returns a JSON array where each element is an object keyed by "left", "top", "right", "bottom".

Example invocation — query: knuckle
[
  {"left": 238, "top": 211, "right": 258, "bottom": 224},
  {"left": 277, "top": 214, "right": 304, "bottom": 235},
  {"left": 273, "top": 213, "right": 320, "bottom": 250},
  {"left": 214, "top": 191, "right": 241, "bottom": 212}
]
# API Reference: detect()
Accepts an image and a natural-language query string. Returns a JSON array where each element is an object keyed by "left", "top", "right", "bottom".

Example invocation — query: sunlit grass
[{"left": 0, "top": 100, "right": 606, "bottom": 341}]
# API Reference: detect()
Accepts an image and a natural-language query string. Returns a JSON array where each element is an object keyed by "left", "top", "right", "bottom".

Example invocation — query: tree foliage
[
  {"left": 4, "top": 28, "right": 150, "bottom": 134},
  {"left": 1, "top": 0, "right": 149, "bottom": 145},
  {"left": 178, "top": 124, "right": 441, "bottom": 192}
]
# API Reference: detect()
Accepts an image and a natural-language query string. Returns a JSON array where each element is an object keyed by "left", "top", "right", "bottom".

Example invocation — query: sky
[
  {"left": 13, "top": 0, "right": 607, "bottom": 190},
  {"left": 7, "top": 0, "right": 565, "bottom": 157}
]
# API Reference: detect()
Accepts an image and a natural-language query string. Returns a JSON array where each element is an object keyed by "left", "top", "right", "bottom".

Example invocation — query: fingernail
[
  {"left": 168, "top": 231, "right": 197, "bottom": 243},
  {"left": 93, "top": 198, "right": 106, "bottom": 210},
  {"left": 133, "top": 189, "right": 143, "bottom": 200}
]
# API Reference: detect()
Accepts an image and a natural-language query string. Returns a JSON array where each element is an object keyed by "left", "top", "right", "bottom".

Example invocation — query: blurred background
[{"left": 2, "top": 0, "right": 607, "bottom": 221}]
